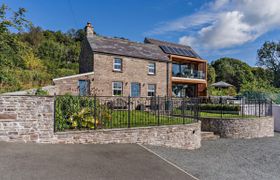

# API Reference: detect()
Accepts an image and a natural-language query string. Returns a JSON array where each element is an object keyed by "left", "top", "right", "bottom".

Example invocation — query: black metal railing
[
  {"left": 195, "top": 97, "right": 272, "bottom": 119},
  {"left": 54, "top": 95, "right": 200, "bottom": 132},
  {"left": 54, "top": 95, "right": 272, "bottom": 132}
]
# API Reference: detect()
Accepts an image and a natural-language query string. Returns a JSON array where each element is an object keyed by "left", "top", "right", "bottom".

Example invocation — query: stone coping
[{"left": 200, "top": 116, "right": 272, "bottom": 121}]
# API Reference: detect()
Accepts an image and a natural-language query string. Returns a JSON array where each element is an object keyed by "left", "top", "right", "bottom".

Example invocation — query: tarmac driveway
[
  {"left": 0, "top": 142, "right": 194, "bottom": 180},
  {"left": 145, "top": 133, "right": 280, "bottom": 180}
]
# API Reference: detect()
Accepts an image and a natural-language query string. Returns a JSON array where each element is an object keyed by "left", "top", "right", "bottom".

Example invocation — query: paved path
[
  {"left": 145, "top": 133, "right": 280, "bottom": 180},
  {"left": 0, "top": 143, "right": 194, "bottom": 180}
]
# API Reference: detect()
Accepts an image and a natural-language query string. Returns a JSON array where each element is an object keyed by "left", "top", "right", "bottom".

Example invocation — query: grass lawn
[
  {"left": 99, "top": 109, "right": 257, "bottom": 129},
  {"left": 102, "top": 110, "right": 194, "bottom": 129},
  {"left": 172, "top": 109, "right": 257, "bottom": 119}
]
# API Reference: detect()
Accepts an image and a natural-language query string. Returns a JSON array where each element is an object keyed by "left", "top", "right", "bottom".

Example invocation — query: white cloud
[
  {"left": 147, "top": 12, "right": 216, "bottom": 35},
  {"left": 149, "top": 0, "right": 280, "bottom": 50}
]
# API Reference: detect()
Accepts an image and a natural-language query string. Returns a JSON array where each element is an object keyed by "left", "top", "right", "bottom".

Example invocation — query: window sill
[
  {"left": 113, "top": 70, "right": 123, "bottom": 73},
  {"left": 147, "top": 73, "right": 156, "bottom": 76}
]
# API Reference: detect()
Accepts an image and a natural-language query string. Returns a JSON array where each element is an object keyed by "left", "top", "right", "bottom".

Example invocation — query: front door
[
  {"left": 131, "top": 82, "right": 141, "bottom": 97},
  {"left": 79, "top": 80, "right": 90, "bottom": 96}
]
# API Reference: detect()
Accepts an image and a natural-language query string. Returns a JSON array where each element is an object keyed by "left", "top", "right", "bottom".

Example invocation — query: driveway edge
[{"left": 138, "top": 144, "right": 199, "bottom": 180}]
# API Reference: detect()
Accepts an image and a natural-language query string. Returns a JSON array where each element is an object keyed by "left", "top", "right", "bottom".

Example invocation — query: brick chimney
[{"left": 85, "top": 22, "right": 94, "bottom": 37}]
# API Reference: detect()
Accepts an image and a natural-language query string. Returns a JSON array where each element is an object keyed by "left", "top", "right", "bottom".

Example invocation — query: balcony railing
[{"left": 172, "top": 69, "right": 205, "bottom": 79}]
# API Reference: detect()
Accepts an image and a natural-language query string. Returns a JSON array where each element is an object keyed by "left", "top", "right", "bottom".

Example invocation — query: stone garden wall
[
  {"left": 200, "top": 117, "right": 274, "bottom": 139},
  {"left": 272, "top": 104, "right": 280, "bottom": 132},
  {"left": 0, "top": 95, "right": 54, "bottom": 143},
  {"left": 53, "top": 123, "right": 201, "bottom": 150},
  {"left": 0, "top": 95, "right": 201, "bottom": 149}
]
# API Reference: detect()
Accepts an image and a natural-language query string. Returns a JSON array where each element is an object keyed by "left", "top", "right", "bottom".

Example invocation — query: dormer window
[
  {"left": 148, "top": 63, "right": 156, "bottom": 75},
  {"left": 113, "top": 58, "right": 122, "bottom": 72}
]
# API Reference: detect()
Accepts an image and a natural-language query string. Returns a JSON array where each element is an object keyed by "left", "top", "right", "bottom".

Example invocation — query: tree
[
  {"left": 257, "top": 41, "right": 280, "bottom": 87},
  {"left": 211, "top": 57, "right": 254, "bottom": 92},
  {"left": 0, "top": 4, "right": 80, "bottom": 93},
  {"left": 207, "top": 64, "right": 216, "bottom": 85},
  {"left": 251, "top": 66, "right": 274, "bottom": 84}
]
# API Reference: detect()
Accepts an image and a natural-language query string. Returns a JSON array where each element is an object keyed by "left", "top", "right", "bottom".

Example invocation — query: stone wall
[
  {"left": 53, "top": 72, "right": 95, "bottom": 95},
  {"left": 0, "top": 95, "right": 200, "bottom": 149},
  {"left": 0, "top": 95, "right": 54, "bottom": 143},
  {"left": 200, "top": 117, "right": 274, "bottom": 139},
  {"left": 53, "top": 123, "right": 201, "bottom": 150},
  {"left": 272, "top": 104, "right": 280, "bottom": 132}
]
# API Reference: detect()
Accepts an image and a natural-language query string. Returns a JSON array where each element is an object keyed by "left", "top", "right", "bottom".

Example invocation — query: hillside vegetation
[{"left": 0, "top": 4, "right": 82, "bottom": 93}]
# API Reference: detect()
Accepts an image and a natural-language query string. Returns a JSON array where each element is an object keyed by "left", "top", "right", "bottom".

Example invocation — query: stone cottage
[{"left": 53, "top": 22, "right": 208, "bottom": 97}]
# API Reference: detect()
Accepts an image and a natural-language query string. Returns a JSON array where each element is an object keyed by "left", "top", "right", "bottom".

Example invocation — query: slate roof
[
  {"left": 144, "top": 38, "right": 201, "bottom": 59},
  {"left": 87, "top": 35, "right": 170, "bottom": 61}
]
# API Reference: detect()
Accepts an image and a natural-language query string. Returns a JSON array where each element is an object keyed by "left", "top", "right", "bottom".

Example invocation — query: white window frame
[
  {"left": 147, "top": 84, "right": 156, "bottom": 97},
  {"left": 113, "top": 58, "right": 122, "bottom": 71},
  {"left": 148, "top": 63, "right": 156, "bottom": 75},
  {"left": 112, "top": 81, "right": 123, "bottom": 96}
]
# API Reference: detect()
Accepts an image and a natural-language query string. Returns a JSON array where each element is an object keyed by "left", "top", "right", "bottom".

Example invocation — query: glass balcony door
[{"left": 172, "top": 83, "right": 197, "bottom": 97}]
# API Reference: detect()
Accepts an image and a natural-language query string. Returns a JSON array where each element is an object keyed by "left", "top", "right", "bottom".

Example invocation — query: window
[
  {"left": 79, "top": 80, "right": 90, "bottom": 96},
  {"left": 172, "top": 84, "right": 196, "bottom": 97},
  {"left": 131, "top": 83, "right": 141, "bottom": 97},
  {"left": 148, "top": 63, "right": 156, "bottom": 75},
  {"left": 148, "top": 84, "right": 156, "bottom": 97},
  {"left": 112, "top": 81, "right": 123, "bottom": 96},
  {"left": 113, "top": 58, "right": 122, "bottom": 71}
]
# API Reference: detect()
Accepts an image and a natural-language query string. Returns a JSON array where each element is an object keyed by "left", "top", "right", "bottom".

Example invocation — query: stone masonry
[
  {"left": 53, "top": 53, "right": 169, "bottom": 96},
  {"left": 91, "top": 53, "right": 168, "bottom": 96},
  {"left": 53, "top": 123, "right": 201, "bottom": 150},
  {"left": 200, "top": 117, "right": 274, "bottom": 138},
  {"left": 0, "top": 95, "right": 201, "bottom": 150},
  {"left": 0, "top": 95, "right": 54, "bottom": 142},
  {"left": 53, "top": 73, "right": 94, "bottom": 95}
]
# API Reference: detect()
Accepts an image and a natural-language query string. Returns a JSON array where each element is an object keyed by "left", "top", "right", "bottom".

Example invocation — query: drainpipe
[{"left": 166, "top": 62, "right": 169, "bottom": 97}]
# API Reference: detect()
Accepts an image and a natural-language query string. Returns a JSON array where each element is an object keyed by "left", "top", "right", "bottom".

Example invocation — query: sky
[{"left": 3, "top": 0, "right": 280, "bottom": 66}]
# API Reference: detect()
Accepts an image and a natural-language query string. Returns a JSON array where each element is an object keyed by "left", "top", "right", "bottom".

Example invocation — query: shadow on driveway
[{"left": 0, "top": 142, "right": 195, "bottom": 180}]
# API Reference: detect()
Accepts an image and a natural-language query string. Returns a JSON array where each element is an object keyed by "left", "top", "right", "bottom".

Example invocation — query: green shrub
[
  {"left": 35, "top": 88, "right": 48, "bottom": 96},
  {"left": 55, "top": 95, "right": 111, "bottom": 131},
  {"left": 199, "top": 104, "right": 240, "bottom": 112}
]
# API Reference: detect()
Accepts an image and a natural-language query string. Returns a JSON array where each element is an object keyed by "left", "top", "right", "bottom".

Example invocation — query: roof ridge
[
  {"left": 92, "top": 34, "right": 158, "bottom": 47},
  {"left": 144, "top": 37, "right": 191, "bottom": 48}
]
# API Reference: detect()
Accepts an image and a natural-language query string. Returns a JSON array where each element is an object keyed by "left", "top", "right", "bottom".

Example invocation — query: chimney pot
[{"left": 85, "top": 22, "right": 94, "bottom": 37}]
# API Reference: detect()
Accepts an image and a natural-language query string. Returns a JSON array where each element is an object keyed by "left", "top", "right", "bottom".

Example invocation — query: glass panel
[
  {"left": 113, "top": 82, "right": 122, "bottom": 96},
  {"left": 148, "top": 63, "right": 155, "bottom": 74},
  {"left": 181, "top": 64, "right": 191, "bottom": 78},
  {"left": 114, "top": 58, "right": 122, "bottom": 71},
  {"left": 172, "top": 63, "right": 204, "bottom": 79},
  {"left": 148, "top": 84, "right": 156, "bottom": 97},
  {"left": 172, "top": 84, "right": 196, "bottom": 97},
  {"left": 172, "top": 63, "right": 180, "bottom": 76}
]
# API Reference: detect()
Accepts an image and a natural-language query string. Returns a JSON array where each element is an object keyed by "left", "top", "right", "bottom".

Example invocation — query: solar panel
[
  {"left": 188, "top": 50, "right": 196, "bottom": 57},
  {"left": 182, "top": 49, "right": 191, "bottom": 57},
  {"left": 173, "top": 47, "right": 182, "bottom": 55},
  {"left": 160, "top": 46, "right": 171, "bottom": 54},
  {"left": 167, "top": 46, "right": 177, "bottom": 54},
  {"left": 159, "top": 45, "right": 198, "bottom": 58},
  {"left": 177, "top": 48, "right": 186, "bottom": 55}
]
